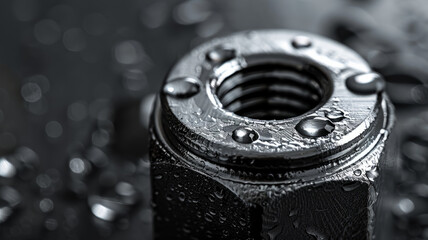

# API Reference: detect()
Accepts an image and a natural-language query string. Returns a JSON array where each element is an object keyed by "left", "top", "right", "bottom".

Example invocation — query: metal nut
[{"left": 150, "top": 30, "right": 395, "bottom": 239}]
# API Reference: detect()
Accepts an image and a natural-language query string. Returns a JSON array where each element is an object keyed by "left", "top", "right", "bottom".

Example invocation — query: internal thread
[{"left": 216, "top": 65, "right": 327, "bottom": 120}]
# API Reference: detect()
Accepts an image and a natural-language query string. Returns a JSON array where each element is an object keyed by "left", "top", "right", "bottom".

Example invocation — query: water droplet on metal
[
  {"left": 178, "top": 192, "right": 186, "bottom": 202},
  {"left": 206, "top": 47, "right": 236, "bottom": 64},
  {"left": 69, "top": 157, "right": 91, "bottom": 175},
  {"left": 366, "top": 167, "right": 379, "bottom": 182},
  {"left": 295, "top": 117, "right": 335, "bottom": 138},
  {"left": 163, "top": 77, "right": 201, "bottom": 98},
  {"left": 346, "top": 72, "right": 385, "bottom": 95},
  {"left": 325, "top": 109, "right": 345, "bottom": 122},
  {"left": 292, "top": 36, "right": 312, "bottom": 49},
  {"left": 353, "top": 169, "right": 362, "bottom": 176},
  {"left": 232, "top": 127, "right": 259, "bottom": 144}
]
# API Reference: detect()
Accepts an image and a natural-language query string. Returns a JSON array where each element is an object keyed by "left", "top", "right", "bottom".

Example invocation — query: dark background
[{"left": 0, "top": 0, "right": 427, "bottom": 239}]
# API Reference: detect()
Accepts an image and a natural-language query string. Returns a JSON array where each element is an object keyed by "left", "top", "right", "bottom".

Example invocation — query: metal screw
[
  {"left": 295, "top": 117, "right": 335, "bottom": 138},
  {"left": 292, "top": 36, "right": 312, "bottom": 49},
  {"left": 163, "top": 77, "right": 201, "bottom": 98},
  {"left": 345, "top": 72, "right": 385, "bottom": 95},
  {"left": 232, "top": 127, "right": 259, "bottom": 144}
]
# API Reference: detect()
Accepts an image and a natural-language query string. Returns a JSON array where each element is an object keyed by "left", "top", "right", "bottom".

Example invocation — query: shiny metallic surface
[{"left": 150, "top": 30, "right": 395, "bottom": 239}]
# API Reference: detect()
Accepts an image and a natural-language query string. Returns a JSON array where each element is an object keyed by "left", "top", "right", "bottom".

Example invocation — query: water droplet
[
  {"left": 292, "top": 36, "right": 312, "bottom": 49},
  {"left": 26, "top": 74, "right": 50, "bottom": 93},
  {"left": 45, "top": 121, "right": 63, "bottom": 138},
  {"left": 295, "top": 117, "right": 335, "bottom": 138},
  {"left": 204, "top": 212, "right": 213, "bottom": 222},
  {"left": 206, "top": 47, "right": 236, "bottom": 64},
  {"left": 353, "top": 169, "right": 362, "bottom": 176},
  {"left": 0, "top": 157, "right": 17, "bottom": 178},
  {"left": 346, "top": 72, "right": 385, "bottom": 95},
  {"left": 21, "top": 82, "right": 42, "bottom": 103},
  {"left": 393, "top": 197, "right": 415, "bottom": 216},
  {"left": 88, "top": 195, "right": 129, "bottom": 222},
  {"left": 163, "top": 77, "right": 201, "bottom": 98},
  {"left": 232, "top": 127, "right": 259, "bottom": 144},
  {"left": 39, "top": 198, "right": 54, "bottom": 213},
  {"left": 178, "top": 192, "right": 186, "bottom": 202},
  {"left": 325, "top": 109, "right": 345, "bottom": 122},
  {"left": 366, "top": 167, "right": 379, "bottom": 181}
]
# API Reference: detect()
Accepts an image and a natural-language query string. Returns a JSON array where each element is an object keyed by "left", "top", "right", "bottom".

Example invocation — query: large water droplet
[
  {"left": 163, "top": 77, "right": 201, "bottom": 98},
  {"left": 346, "top": 72, "right": 385, "bottom": 95},
  {"left": 295, "top": 117, "right": 335, "bottom": 138},
  {"left": 232, "top": 127, "right": 259, "bottom": 144},
  {"left": 292, "top": 36, "right": 312, "bottom": 49}
]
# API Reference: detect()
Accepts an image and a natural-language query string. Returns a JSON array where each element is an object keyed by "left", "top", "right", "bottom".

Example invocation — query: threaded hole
[{"left": 216, "top": 64, "right": 329, "bottom": 120}]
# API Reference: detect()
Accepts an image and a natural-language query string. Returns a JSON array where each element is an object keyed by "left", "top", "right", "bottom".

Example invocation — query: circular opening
[{"left": 216, "top": 64, "right": 330, "bottom": 120}]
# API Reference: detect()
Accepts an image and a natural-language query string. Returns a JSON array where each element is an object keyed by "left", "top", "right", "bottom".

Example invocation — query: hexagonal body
[{"left": 150, "top": 98, "right": 393, "bottom": 239}]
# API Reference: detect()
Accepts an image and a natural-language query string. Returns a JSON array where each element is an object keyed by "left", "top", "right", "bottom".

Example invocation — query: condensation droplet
[
  {"left": 163, "top": 77, "right": 201, "bottom": 98},
  {"left": 295, "top": 117, "right": 335, "bottom": 138},
  {"left": 232, "top": 127, "right": 259, "bottom": 144}
]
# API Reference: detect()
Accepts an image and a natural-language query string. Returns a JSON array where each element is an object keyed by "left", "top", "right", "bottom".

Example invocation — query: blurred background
[{"left": 0, "top": 0, "right": 427, "bottom": 239}]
